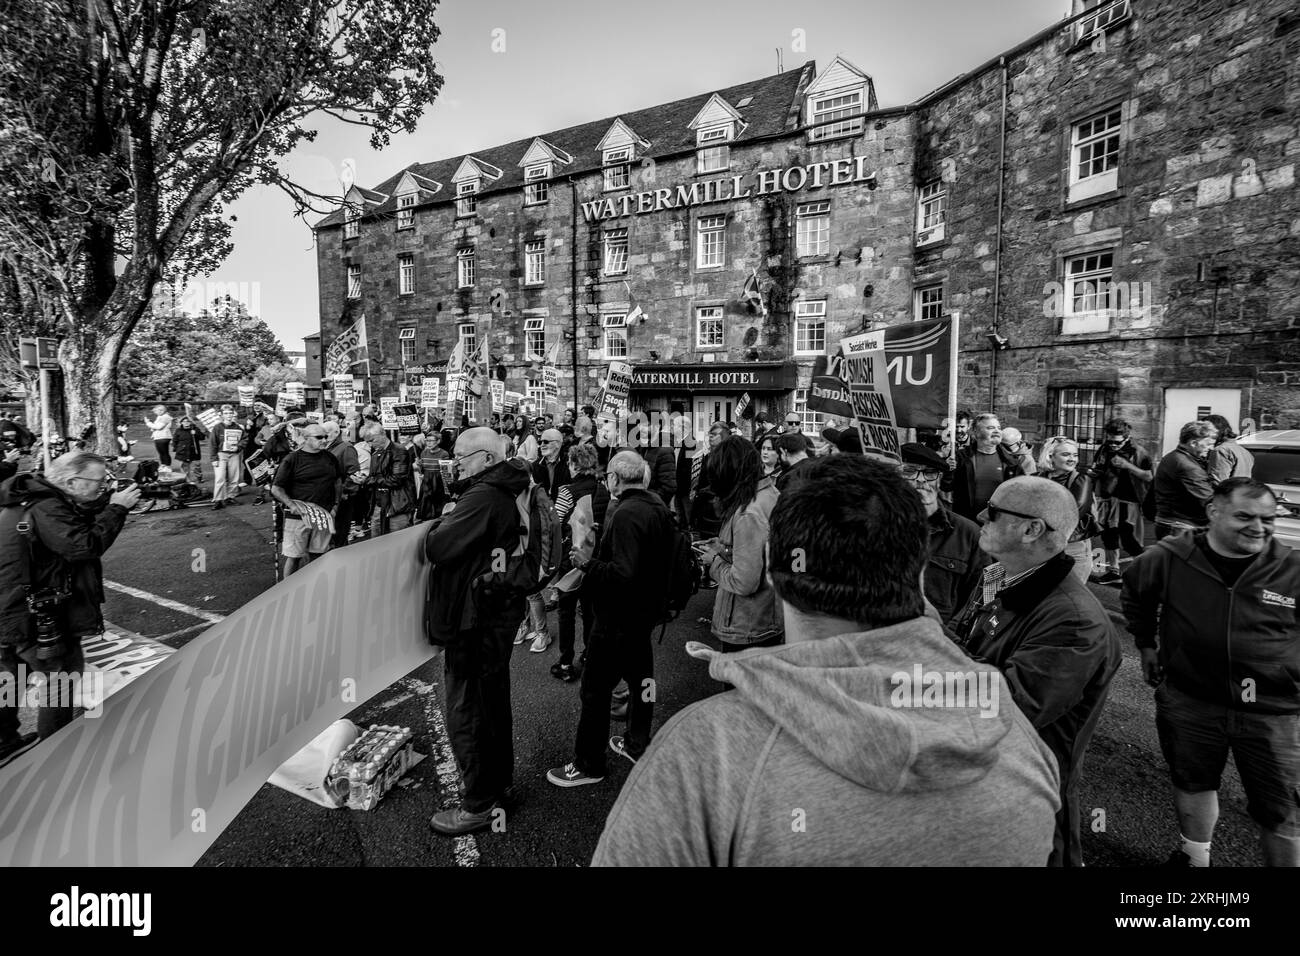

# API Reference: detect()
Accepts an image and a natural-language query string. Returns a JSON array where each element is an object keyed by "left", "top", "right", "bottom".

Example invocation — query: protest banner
[
  {"left": 490, "top": 380, "right": 505, "bottom": 414},
  {"left": 808, "top": 317, "right": 956, "bottom": 429},
  {"left": 393, "top": 403, "right": 421, "bottom": 435},
  {"left": 595, "top": 361, "right": 634, "bottom": 425},
  {"left": 237, "top": 385, "right": 255, "bottom": 406},
  {"left": 420, "top": 377, "right": 441, "bottom": 410},
  {"left": 306, "top": 411, "right": 324, "bottom": 424},
  {"left": 275, "top": 392, "right": 292, "bottom": 416},
  {"left": 504, "top": 391, "right": 524, "bottom": 415},
  {"left": 324, "top": 317, "right": 369, "bottom": 377},
  {"left": 332, "top": 374, "right": 355, "bottom": 409},
  {"left": 196, "top": 408, "right": 220, "bottom": 430},
  {"left": 286, "top": 382, "right": 306, "bottom": 405},
  {"left": 379, "top": 397, "right": 398, "bottom": 430},
  {"left": 0, "top": 525, "right": 433, "bottom": 865},
  {"left": 838, "top": 331, "right": 901, "bottom": 459},
  {"left": 542, "top": 366, "right": 558, "bottom": 410}
]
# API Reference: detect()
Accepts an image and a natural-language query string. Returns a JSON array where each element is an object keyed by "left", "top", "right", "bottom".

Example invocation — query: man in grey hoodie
[{"left": 591, "top": 456, "right": 1061, "bottom": 866}]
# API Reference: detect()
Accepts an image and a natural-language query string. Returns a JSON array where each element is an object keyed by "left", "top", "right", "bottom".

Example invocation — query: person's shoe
[
  {"left": 610, "top": 699, "right": 629, "bottom": 721},
  {"left": 1161, "top": 849, "right": 1202, "bottom": 867},
  {"left": 213, "top": 501, "right": 225, "bottom": 511},
  {"left": 701, "top": 578, "right": 718, "bottom": 590},
  {"left": 252, "top": 496, "right": 265, "bottom": 505},
  {"left": 0, "top": 731, "right": 38, "bottom": 764},
  {"left": 551, "top": 662, "right": 578, "bottom": 682},
  {"left": 1097, "top": 569, "right": 1122, "bottom": 585},
  {"left": 547, "top": 763, "right": 604, "bottom": 788},
  {"left": 513, "top": 625, "right": 531, "bottom": 646},
  {"left": 429, "top": 806, "right": 494, "bottom": 836},
  {"left": 609, "top": 735, "right": 638, "bottom": 765},
  {"left": 529, "top": 632, "right": 551, "bottom": 653}
]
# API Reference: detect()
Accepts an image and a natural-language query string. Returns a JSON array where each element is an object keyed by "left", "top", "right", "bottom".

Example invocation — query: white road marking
[
  {"left": 418, "top": 661, "right": 480, "bottom": 867},
  {"left": 103, "top": 580, "right": 226, "bottom": 623}
]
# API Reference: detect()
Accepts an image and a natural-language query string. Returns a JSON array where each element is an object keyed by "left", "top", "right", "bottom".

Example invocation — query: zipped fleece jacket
[
  {"left": 591, "top": 616, "right": 1061, "bottom": 866},
  {"left": 1121, "top": 532, "right": 1300, "bottom": 714}
]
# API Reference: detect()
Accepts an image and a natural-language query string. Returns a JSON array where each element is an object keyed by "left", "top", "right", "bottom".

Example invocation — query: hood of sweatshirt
[
  {"left": 697, "top": 615, "right": 1016, "bottom": 793},
  {"left": 470, "top": 457, "right": 532, "bottom": 497}
]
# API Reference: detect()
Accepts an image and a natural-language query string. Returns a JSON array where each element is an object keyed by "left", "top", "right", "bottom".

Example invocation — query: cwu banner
[{"left": 808, "top": 317, "right": 956, "bottom": 429}]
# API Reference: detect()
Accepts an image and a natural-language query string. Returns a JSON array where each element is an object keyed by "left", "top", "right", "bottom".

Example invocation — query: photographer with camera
[{"left": 0, "top": 451, "right": 140, "bottom": 753}]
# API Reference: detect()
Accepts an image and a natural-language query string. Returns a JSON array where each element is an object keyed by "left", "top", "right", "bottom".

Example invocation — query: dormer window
[
  {"left": 457, "top": 180, "right": 478, "bottom": 217},
  {"left": 696, "top": 126, "right": 731, "bottom": 174},
  {"left": 397, "top": 192, "right": 416, "bottom": 230},
  {"left": 603, "top": 147, "right": 632, "bottom": 192},
  {"left": 809, "top": 90, "right": 864, "bottom": 140},
  {"left": 524, "top": 164, "right": 550, "bottom": 205},
  {"left": 343, "top": 205, "right": 360, "bottom": 240}
]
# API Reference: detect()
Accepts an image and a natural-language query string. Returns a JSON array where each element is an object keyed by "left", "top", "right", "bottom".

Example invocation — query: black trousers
[
  {"left": 574, "top": 620, "right": 653, "bottom": 775},
  {"left": 443, "top": 610, "right": 523, "bottom": 814},
  {"left": 331, "top": 496, "right": 353, "bottom": 549},
  {"left": 557, "top": 589, "right": 593, "bottom": 666},
  {"left": 0, "top": 639, "right": 87, "bottom": 741}
]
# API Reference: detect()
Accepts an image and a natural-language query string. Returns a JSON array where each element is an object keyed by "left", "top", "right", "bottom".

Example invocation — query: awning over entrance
[{"left": 630, "top": 362, "right": 796, "bottom": 393}]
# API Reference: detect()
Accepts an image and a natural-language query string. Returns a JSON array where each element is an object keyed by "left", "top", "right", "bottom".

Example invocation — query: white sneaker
[
  {"left": 514, "top": 625, "right": 531, "bottom": 646},
  {"left": 529, "top": 632, "right": 552, "bottom": 653}
]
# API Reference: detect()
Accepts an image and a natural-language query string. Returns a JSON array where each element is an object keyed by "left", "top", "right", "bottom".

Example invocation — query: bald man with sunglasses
[{"left": 950, "top": 476, "right": 1121, "bottom": 867}]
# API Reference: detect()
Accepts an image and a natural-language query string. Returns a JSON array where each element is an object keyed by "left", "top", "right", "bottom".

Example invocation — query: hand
[
  {"left": 4, "top": 448, "right": 19, "bottom": 464},
  {"left": 110, "top": 484, "right": 141, "bottom": 509},
  {"left": 441, "top": 500, "right": 456, "bottom": 514},
  {"left": 1140, "top": 648, "right": 1163, "bottom": 687}
]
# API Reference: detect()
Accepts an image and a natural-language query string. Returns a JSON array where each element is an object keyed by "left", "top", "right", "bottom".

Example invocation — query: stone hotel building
[{"left": 315, "top": 0, "right": 1300, "bottom": 454}]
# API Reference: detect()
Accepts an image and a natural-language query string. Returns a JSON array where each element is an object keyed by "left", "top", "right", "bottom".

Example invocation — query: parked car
[{"left": 1237, "top": 430, "right": 1300, "bottom": 550}]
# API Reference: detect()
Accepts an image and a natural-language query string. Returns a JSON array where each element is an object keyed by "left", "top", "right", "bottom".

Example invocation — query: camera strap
[{"left": 12, "top": 500, "right": 38, "bottom": 598}]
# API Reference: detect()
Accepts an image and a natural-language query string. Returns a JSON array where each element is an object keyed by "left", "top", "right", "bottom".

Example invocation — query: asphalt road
[{"left": 80, "top": 444, "right": 1262, "bottom": 867}]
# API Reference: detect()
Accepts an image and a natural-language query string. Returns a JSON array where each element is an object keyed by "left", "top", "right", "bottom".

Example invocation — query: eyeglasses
[
  {"left": 70, "top": 474, "right": 112, "bottom": 487},
  {"left": 539, "top": 439, "right": 560, "bottom": 445},
  {"left": 784, "top": 420, "right": 801, "bottom": 426},
  {"left": 984, "top": 502, "right": 1054, "bottom": 532},
  {"left": 454, "top": 448, "right": 489, "bottom": 467},
  {"left": 303, "top": 433, "right": 328, "bottom": 440},
  {"left": 900, "top": 465, "right": 943, "bottom": 482}
]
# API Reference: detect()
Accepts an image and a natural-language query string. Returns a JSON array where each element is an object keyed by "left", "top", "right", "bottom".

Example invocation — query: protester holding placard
[
  {"left": 270, "top": 423, "right": 344, "bottom": 576},
  {"left": 209, "top": 408, "right": 248, "bottom": 509}
]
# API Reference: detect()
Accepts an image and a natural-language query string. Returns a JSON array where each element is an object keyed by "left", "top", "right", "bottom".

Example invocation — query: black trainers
[
  {"left": 213, "top": 501, "right": 225, "bottom": 511},
  {"left": 547, "top": 763, "right": 604, "bottom": 788},
  {"left": 1097, "top": 569, "right": 1122, "bottom": 585},
  {"left": 550, "top": 662, "right": 579, "bottom": 682},
  {"left": 609, "top": 735, "right": 639, "bottom": 765}
]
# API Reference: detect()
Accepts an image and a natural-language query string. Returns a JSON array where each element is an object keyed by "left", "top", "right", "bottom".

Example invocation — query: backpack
[
  {"left": 485, "top": 482, "right": 563, "bottom": 597},
  {"left": 656, "top": 526, "right": 700, "bottom": 642}
]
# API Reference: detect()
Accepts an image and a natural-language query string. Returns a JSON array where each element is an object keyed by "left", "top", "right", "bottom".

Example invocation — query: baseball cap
[{"left": 821, "top": 426, "right": 865, "bottom": 454}]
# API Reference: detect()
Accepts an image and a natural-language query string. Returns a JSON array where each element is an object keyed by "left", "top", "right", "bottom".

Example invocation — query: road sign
[{"left": 19, "top": 337, "right": 59, "bottom": 370}]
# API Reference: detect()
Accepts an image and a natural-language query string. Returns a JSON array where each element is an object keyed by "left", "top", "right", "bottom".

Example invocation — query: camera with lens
[{"left": 26, "top": 586, "right": 71, "bottom": 661}]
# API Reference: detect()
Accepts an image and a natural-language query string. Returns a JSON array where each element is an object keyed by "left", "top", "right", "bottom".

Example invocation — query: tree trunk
[{"left": 62, "top": 328, "right": 125, "bottom": 458}]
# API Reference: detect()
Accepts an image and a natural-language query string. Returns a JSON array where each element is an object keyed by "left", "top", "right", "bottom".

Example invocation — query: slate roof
[{"left": 315, "top": 61, "right": 815, "bottom": 229}]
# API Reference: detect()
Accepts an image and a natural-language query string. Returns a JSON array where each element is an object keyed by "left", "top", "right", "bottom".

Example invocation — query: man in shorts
[{"left": 270, "top": 424, "right": 344, "bottom": 576}]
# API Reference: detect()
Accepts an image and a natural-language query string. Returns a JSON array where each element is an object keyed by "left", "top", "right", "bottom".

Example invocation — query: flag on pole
[
  {"left": 741, "top": 268, "right": 767, "bottom": 318},
  {"left": 736, "top": 391, "right": 752, "bottom": 419},
  {"left": 623, "top": 280, "right": 644, "bottom": 324}
]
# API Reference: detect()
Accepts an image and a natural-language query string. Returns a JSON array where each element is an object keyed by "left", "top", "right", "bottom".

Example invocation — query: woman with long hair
[
  {"left": 757, "top": 433, "right": 782, "bottom": 480},
  {"left": 547, "top": 442, "right": 610, "bottom": 680},
  {"left": 513, "top": 414, "right": 539, "bottom": 463},
  {"left": 699, "top": 436, "right": 784, "bottom": 652},
  {"left": 1203, "top": 413, "right": 1255, "bottom": 485},
  {"left": 1037, "top": 435, "right": 1101, "bottom": 585}
]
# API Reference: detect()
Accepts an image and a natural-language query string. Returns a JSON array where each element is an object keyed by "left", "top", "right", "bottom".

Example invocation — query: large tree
[{"left": 0, "top": 0, "right": 442, "bottom": 454}]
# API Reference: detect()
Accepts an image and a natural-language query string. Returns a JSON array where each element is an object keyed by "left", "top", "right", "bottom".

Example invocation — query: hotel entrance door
[{"left": 693, "top": 395, "right": 737, "bottom": 437}]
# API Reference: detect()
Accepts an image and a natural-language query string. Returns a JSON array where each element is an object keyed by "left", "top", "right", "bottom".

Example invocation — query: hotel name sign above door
[{"left": 580, "top": 157, "right": 877, "bottom": 223}]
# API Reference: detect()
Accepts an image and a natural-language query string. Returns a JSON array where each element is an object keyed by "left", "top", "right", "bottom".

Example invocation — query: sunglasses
[{"left": 984, "top": 502, "right": 1054, "bottom": 532}]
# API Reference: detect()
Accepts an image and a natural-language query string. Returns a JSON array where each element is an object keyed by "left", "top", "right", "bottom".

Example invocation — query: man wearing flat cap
[
  {"left": 897, "top": 442, "right": 990, "bottom": 626},
  {"left": 950, "top": 476, "right": 1121, "bottom": 867}
]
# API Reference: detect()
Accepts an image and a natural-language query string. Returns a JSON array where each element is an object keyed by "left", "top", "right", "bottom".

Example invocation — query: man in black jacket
[
  {"left": 548, "top": 450, "right": 675, "bottom": 787},
  {"left": 425, "top": 428, "right": 530, "bottom": 836},
  {"left": 1153, "top": 420, "right": 1218, "bottom": 541},
  {"left": 898, "top": 442, "right": 988, "bottom": 625},
  {"left": 531, "top": 428, "right": 571, "bottom": 499},
  {"left": 0, "top": 453, "right": 140, "bottom": 752},
  {"left": 951, "top": 476, "right": 1121, "bottom": 866},
  {"left": 1122, "top": 478, "right": 1300, "bottom": 867},
  {"left": 951, "top": 413, "right": 1030, "bottom": 523},
  {"left": 360, "top": 422, "right": 415, "bottom": 538}
]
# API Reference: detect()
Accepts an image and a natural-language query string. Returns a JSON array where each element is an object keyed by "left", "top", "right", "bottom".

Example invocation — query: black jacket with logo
[{"left": 1122, "top": 532, "right": 1300, "bottom": 713}]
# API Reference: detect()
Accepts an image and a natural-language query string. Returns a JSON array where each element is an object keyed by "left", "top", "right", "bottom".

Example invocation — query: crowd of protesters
[{"left": 0, "top": 398, "right": 1294, "bottom": 868}]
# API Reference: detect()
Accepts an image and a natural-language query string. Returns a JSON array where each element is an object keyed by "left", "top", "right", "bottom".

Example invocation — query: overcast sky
[{"left": 208, "top": 0, "right": 1070, "bottom": 350}]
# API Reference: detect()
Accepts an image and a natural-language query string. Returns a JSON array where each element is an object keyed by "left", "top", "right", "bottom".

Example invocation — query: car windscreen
[{"left": 1252, "top": 449, "right": 1300, "bottom": 487}]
